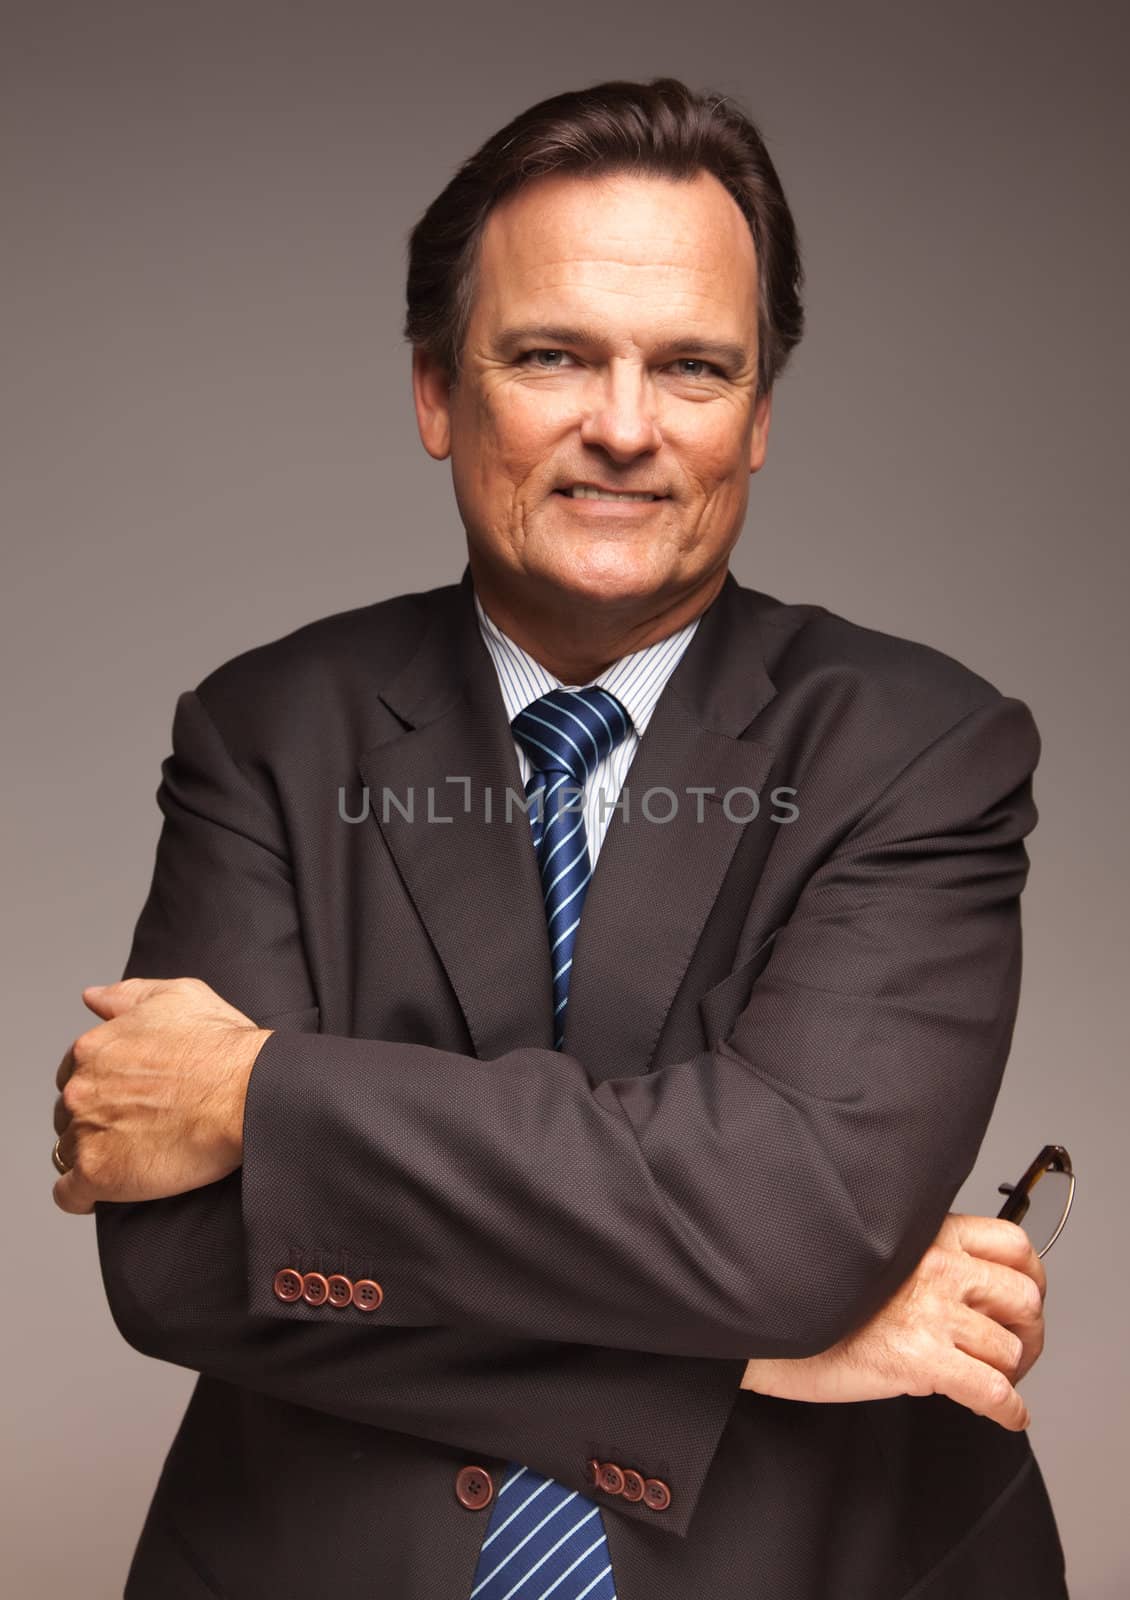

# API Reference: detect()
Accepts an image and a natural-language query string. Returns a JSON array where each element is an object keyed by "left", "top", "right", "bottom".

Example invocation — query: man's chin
[
  {"left": 520, "top": 529, "right": 676, "bottom": 606},
  {"left": 530, "top": 556, "right": 671, "bottom": 610}
]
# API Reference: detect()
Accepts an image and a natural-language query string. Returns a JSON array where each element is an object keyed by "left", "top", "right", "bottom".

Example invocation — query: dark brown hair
[{"left": 403, "top": 77, "right": 804, "bottom": 399}]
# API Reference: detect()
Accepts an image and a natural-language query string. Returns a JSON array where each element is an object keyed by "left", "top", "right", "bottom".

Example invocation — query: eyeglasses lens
[{"left": 1014, "top": 1169, "right": 1073, "bottom": 1255}]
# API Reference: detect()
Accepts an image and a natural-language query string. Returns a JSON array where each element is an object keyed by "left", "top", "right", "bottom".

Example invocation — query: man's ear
[
  {"left": 749, "top": 387, "right": 773, "bottom": 474},
  {"left": 412, "top": 346, "right": 453, "bottom": 460}
]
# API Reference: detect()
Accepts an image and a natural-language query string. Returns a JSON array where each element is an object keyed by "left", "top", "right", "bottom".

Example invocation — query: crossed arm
[{"left": 51, "top": 680, "right": 1048, "bottom": 1531}]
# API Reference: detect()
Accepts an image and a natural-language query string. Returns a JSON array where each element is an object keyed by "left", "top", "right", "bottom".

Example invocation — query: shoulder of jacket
[
  {"left": 742, "top": 585, "right": 1023, "bottom": 728},
  {"left": 184, "top": 582, "right": 452, "bottom": 754}
]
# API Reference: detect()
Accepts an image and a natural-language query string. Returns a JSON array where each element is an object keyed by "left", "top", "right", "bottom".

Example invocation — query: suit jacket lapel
[
  {"left": 357, "top": 567, "right": 556, "bottom": 1058},
  {"left": 561, "top": 572, "right": 778, "bottom": 1081},
  {"left": 357, "top": 565, "right": 778, "bottom": 1076}
]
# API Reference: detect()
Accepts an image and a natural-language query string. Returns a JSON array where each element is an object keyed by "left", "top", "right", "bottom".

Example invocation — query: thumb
[{"left": 82, "top": 977, "right": 165, "bottom": 1019}]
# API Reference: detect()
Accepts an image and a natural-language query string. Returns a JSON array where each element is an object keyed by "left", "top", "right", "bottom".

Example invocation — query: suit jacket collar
[{"left": 360, "top": 564, "right": 778, "bottom": 1079}]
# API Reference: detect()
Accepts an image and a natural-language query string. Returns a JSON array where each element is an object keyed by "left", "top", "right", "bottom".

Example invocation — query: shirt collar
[{"left": 473, "top": 587, "right": 700, "bottom": 741}]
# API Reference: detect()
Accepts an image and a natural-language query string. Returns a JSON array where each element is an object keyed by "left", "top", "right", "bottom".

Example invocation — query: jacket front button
[
  {"left": 272, "top": 1269, "right": 303, "bottom": 1303},
  {"left": 620, "top": 1469, "right": 645, "bottom": 1503},
  {"left": 597, "top": 1462, "right": 625, "bottom": 1496},
  {"left": 455, "top": 1465, "right": 495, "bottom": 1511},
  {"left": 642, "top": 1477, "right": 671, "bottom": 1512},
  {"left": 326, "top": 1274, "right": 354, "bottom": 1308},
  {"left": 301, "top": 1272, "right": 330, "bottom": 1306}
]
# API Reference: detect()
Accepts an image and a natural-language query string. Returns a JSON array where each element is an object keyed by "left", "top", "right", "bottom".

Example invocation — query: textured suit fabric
[{"left": 95, "top": 564, "right": 1069, "bottom": 1598}]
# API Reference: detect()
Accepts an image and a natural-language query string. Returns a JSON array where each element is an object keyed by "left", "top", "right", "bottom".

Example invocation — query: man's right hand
[{"left": 739, "top": 1213, "right": 1047, "bottom": 1431}]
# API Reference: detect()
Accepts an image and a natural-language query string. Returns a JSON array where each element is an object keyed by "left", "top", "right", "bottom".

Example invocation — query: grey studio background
[{"left": 4, "top": 2, "right": 1127, "bottom": 1596}]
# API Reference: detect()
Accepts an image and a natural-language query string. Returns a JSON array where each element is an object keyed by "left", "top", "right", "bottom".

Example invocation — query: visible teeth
[{"left": 568, "top": 486, "right": 657, "bottom": 501}]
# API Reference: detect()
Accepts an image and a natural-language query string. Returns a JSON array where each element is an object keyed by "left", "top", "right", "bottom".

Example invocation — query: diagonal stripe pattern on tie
[
  {"left": 512, "top": 686, "right": 632, "bottom": 1052},
  {"left": 464, "top": 685, "right": 631, "bottom": 1600}
]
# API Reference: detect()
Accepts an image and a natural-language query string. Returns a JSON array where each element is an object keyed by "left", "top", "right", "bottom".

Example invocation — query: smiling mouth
[{"left": 553, "top": 487, "right": 668, "bottom": 503}]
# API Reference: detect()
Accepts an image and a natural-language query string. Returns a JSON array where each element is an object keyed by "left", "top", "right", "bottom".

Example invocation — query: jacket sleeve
[
  {"left": 233, "top": 690, "right": 1040, "bottom": 1357},
  {"left": 95, "top": 678, "right": 1038, "bottom": 1527},
  {"left": 94, "top": 687, "right": 748, "bottom": 1540}
]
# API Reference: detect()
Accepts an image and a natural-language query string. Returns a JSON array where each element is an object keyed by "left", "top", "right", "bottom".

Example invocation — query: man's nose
[{"left": 577, "top": 360, "right": 662, "bottom": 460}]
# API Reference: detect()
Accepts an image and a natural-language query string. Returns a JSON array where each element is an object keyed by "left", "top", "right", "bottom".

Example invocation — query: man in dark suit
[{"left": 52, "top": 78, "right": 1068, "bottom": 1598}]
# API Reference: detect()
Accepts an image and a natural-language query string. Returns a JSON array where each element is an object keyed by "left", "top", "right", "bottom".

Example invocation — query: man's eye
[
  {"left": 518, "top": 350, "right": 721, "bottom": 378},
  {"left": 521, "top": 349, "right": 573, "bottom": 369}
]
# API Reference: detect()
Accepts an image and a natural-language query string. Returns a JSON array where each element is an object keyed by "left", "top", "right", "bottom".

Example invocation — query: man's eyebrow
[{"left": 493, "top": 323, "right": 752, "bottom": 371}]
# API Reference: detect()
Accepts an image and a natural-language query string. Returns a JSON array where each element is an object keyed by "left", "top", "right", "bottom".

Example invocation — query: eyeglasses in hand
[{"left": 997, "top": 1143, "right": 1075, "bottom": 1257}]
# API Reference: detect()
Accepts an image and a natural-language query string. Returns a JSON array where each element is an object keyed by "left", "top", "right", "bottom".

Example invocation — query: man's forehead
[
  {"left": 473, "top": 170, "right": 759, "bottom": 339},
  {"left": 480, "top": 169, "right": 755, "bottom": 269}
]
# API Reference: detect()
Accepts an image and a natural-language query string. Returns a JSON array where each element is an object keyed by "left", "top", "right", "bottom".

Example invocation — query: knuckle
[
  {"left": 1002, "top": 1267, "right": 1041, "bottom": 1321},
  {"left": 61, "top": 1075, "right": 85, "bottom": 1115}
]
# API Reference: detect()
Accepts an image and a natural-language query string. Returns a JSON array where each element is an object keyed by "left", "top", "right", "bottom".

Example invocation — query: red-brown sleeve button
[
  {"left": 585, "top": 1458, "right": 602, "bottom": 1488},
  {"left": 642, "top": 1477, "right": 671, "bottom": 1512},
  {"left": 301, "top": 1272, "right": 330, "bottom": 1306},
  {"left": 326, "top": 1274, "right": 354, "bottom": 1308},
  {"left": 455, "top": 1465, "right": 495, "bottom": 1510},
  {"left": 351, "top": 1278, "right": 384, "bottom": 1312},
  {"left": 597, "top": 1462, "right": 625, "bottom": 1496},
  {"left": 273, "top": 1269, "right": 303, "bottom": 1303},
  {"left": 620, "top": 1469, "right": 645, "bottom": 1503}
]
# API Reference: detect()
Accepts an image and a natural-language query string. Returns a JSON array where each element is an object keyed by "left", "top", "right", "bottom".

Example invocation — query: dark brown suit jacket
[{"left": 96, "top": 565, "right": 1069, "bottom": 1598}]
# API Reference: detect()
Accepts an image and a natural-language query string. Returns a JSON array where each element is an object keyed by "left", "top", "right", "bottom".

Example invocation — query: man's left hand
[{"left": 52, "top": 977, "right": 273, "bottom": 1215}]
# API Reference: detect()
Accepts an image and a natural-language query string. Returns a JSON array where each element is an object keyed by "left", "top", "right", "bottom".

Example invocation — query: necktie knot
[{"left": 510, "top": 686, "right": 631, "bottom": 785}]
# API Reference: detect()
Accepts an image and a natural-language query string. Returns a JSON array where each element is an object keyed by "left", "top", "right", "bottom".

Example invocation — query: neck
[{"left": 471, "top": 562, "right": 728, "bottom": 685}]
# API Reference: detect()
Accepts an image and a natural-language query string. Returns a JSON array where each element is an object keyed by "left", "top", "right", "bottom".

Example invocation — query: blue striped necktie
[{"left": 464, "top": 685, "right": 631, "bottom": 1600}]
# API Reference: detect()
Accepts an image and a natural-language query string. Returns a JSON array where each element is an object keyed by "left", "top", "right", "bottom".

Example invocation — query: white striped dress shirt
[{"left": 474, "top": 588, "right": 701, "bottom": 868}]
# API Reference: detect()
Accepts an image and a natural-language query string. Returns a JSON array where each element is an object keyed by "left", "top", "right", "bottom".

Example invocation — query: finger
[
  {"left": 1005, "top": 1316, "right": 1046, "bottom": 1386},
  {"left": 949, "top": 1301, "right": 1042, "bottom": 1390},
  {"left": 958, "top": 1260, "right": 1046, "bottom": 1386},
  {"left": 82, "top": 977, "right": 164, "bottom": 1019},
  {"left": 932, "top": 1343, "right": 1031, "bottom": 1432},
  {"left": 961, "top": 1255, "right": 1045, "bottom": 1330},
  {"left": 949, "top": 1212, "right": 1047, "bottom": 1303},
  {"left": 52, "top": 1129, "right": 95, "bottom": 1213},
  {"left": 55, "top": 1044, "right": 76, "bottom": 1092},
  {"left": 53, "top": 1094, "right": 71, "bottom": 1136},
  {"left": 52, "top": 1171, "right": 95, "bottom": 1215},
  {"left": 54, "top": 1124, "right": 79, "bottom": 1170}
]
